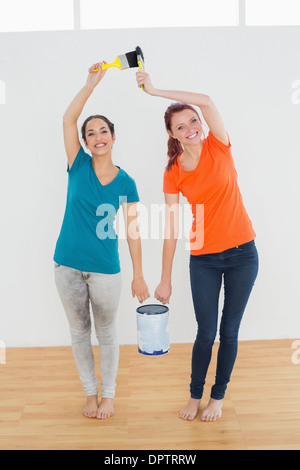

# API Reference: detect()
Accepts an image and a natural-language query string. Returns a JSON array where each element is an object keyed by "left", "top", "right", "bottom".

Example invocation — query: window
[
  {"left": 1, "top": 0, "right": 299, "bottom": 32},
  {"left": 80, "top": 0, "right": 239, "bottom": 29},
  {"left": 246, "top": 0, "right": 300, "bottom": 26},
  {"left": 0, "top": 0, "right": 74, "bottom": 32}
]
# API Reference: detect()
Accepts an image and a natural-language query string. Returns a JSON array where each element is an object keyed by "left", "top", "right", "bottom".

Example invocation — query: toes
[
  {"left": 83, "top": 407, "right": 98, "bottom": 418},
  {"left": 201, "top": 411, "right": 221, "bottom": 422},
  {"left": 201, "top": 412, "right": 210, "bottom": 421},
  {"left": 97, "top": 409, "right": 114, "bottom": 419},
  {"left": 179, "top": 406, "right": 199, "bottom": 421},
  {"left": 83, "top": 410, "right": 91, "bottom": 418},
  {"left": 179, "top": 410, "right": 192, "bottom": 421}
]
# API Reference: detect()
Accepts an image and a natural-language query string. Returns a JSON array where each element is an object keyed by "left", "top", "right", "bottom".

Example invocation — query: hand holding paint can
[{"left": 136, "top": 304, "right": 170, "bottom": 356}]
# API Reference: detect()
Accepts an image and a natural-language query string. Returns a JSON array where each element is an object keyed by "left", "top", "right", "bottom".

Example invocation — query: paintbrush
[
  {"left": 92, "top": 48, "right": 142, "bottom": 72},
  {"left": 135, "top": 46, "right": 145, "bottom": 90}
]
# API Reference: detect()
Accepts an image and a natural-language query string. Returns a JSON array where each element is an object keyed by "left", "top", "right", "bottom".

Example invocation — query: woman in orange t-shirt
[{"left": 136, "top": 71, "right": 259, "bottom": 422}]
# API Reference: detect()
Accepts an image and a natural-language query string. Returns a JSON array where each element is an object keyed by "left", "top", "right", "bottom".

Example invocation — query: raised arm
[
  {"left": 63, "top": 61, "right": 108, "bottom": 170},
  {"left": 136, "top": 71, "right": 229, "bottom": 146}
]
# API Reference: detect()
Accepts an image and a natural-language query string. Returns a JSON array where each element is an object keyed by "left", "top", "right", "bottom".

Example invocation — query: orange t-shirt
[{"left": 163, "top": 131, "right": 256, "bottom": 255}]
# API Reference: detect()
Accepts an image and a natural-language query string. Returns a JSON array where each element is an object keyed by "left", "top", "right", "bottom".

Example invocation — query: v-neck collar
[{"left": 90, "top": 159, "right": 121, "bottom": 188}]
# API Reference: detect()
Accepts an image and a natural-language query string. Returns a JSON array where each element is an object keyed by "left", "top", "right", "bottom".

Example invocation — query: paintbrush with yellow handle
[
  {"left": 135, "top": 46, "right": 145, "bottom": 90},
  {"left": 93, "top": 47, "right": 145, "bottom": 89}
]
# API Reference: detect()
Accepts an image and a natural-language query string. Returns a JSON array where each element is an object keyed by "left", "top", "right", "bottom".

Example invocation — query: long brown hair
[{"left": 164, "top": 103, "right": 202, "bottom": 171}]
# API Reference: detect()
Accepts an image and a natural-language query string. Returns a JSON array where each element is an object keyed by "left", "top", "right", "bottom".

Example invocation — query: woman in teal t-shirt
[{"left": 54, "top": 61, "right": 150, "bottom": 420}]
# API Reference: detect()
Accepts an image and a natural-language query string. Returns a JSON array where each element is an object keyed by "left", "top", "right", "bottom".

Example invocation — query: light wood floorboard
[{"left": 0, "top": 340, "right": 299, "bottom": 450}]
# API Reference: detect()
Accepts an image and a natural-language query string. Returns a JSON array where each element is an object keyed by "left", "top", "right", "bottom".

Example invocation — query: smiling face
[
  {"left": 84, "top": 118, "right": 116, "bottom": 155},
  {"left": 169, "top": 109, "right": 203, "bottom": 147}
]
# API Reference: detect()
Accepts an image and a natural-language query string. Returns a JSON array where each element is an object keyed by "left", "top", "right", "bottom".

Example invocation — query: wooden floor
[{"left": 0, "top": 340, "right": 300, "bottom": 450}]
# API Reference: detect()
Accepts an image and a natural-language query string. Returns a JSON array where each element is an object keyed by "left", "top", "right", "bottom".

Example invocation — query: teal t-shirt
[{"left": 54, "top": 146, "right": 139, "bottom": 274}]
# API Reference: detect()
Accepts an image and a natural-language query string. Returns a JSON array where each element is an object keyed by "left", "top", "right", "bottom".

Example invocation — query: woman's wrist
[
  {"left": 161, "top": 275, "right": 171, "bottom": 284},
  {"left": 133, "top": 272, "right": 144, "bottom": 281},
  {"left": 150, "top": 88, "right": 161, "bottom": 97},
  {"left": 84, "top": 82, "right": 96, "bottom": 94}
]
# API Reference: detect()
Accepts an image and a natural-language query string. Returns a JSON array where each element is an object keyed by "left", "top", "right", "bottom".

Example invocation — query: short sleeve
[
  {"left": 163, "top": 167, "right": 179, "bottom": 194},
  {"left": 124, "top": 175, "right": 140, "bottom": 203},
  {"left": 207, "top": 131, "right": 231, "bottom": 154},
  {"left": 67, "top": 146, "right": 91, "bottom": 174}
]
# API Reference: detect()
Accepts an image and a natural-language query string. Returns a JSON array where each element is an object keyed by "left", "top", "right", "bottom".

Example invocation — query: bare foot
[
  {"left": 97, "top": 398, "right": 115, "bottom": 420},
  {"left": 179, "top": 398, "right": 201, "bottom": 421},
  {"left": 83, "top": 395, "right": 98, "bottom": 418},
  {"left": 201, "top": 398, "right": 223, "bottom": 422}
]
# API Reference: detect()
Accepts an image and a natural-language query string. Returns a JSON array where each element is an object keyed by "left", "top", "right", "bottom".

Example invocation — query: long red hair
[{"left": 164, "top": 102, "right": 202, "bottom": 171}]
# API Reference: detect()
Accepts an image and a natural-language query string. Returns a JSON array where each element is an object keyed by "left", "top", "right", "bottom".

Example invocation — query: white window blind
[
  {"left": 0, "top": 0, "right": 74, "bottom": 32},
  {"left": 246, "top": 0, "right": 300, "bottom": 25},
  {"left": 80, "top": 0, "right": 239, "bottom": 29}
]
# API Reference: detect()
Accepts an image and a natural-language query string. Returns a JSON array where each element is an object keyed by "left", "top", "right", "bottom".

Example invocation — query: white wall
[{"left": 0, "top": 26, "right": 299, "bottom": 347}]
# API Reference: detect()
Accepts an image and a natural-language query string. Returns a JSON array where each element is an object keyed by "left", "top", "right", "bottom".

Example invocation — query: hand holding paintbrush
[
  {"left": 91, "top": 47, "right": 145, "bottom": 89},
  {"left": 136, "top": 71, "right": 157, "bottom": 95},
  {"left": 86, "top": 61, "right": 108, "bottom": 90}
]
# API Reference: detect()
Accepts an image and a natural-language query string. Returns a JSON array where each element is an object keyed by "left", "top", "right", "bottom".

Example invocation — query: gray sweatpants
[{"left": 54, "top": 263, "right": 122, "bottom": 398}]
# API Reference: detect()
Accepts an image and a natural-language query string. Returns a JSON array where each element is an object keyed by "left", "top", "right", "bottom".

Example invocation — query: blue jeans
[{"left": 189, "top": 240, "right": 259, "bottom": 400}]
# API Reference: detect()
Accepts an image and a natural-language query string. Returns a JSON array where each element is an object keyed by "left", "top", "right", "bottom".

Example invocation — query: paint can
[{"left": 136, "top": 304, "right": 170, "bottom": 356}]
